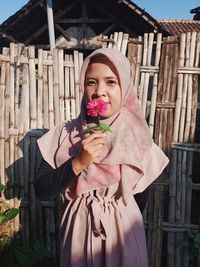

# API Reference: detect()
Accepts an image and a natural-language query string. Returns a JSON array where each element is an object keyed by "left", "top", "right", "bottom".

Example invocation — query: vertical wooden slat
[
  {"left": 173, "top": 33, "right": 186, "bottom": 142},
  {"left": 48, "top": 53, "right": 55, "bottom": 128},
  {"left": 121, "top": 33, "right": 129, "bottom": 55},
  {"left": 0, "top": 56, "right": 6, "bottom": 186},
  {"left": 69, "top": 54, "right": 76, "bottom": 119},
  {"left": 28, "top": 46, "right": 37, "bottom": 129},
  {"left": 37, "top": 49, "right": 43, "bottom": 129},
  {"left": 78, "top": 52, "right": 84, "bottom": 107},
  {"left": 74, "top": 50, "right": 80, "bottom": 116},
  {"left": 43, "top": 51, "right": 49, "bottom": 129},
  {"left": 9, "top": 43, "right": 15, "bottom": 130},
  {"left": 64, "top": 54, "right": 71, "bottom": 120},
  {"left": 58, "top": 49, "right": 65, "bottom": 122},
  {"left": 53, "top": 49, "right": 60, "bottom": 125},
  {"left": 15, "top": 44, "right": 22, "bottom": 128}
]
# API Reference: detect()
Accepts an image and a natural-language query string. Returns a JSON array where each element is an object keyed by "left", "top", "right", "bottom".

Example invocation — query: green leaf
[
  {"left": 99, "top": 123, "right": 112, "bottom": 132},
  {"left": 83, "top": 125, "right": 101, "bottom": 134},
  {"left": 0, "top": 208, "right": 19, "bottom": 224},
  {"left": 0, "top": 183, "right": 5, "bottom": 193}
]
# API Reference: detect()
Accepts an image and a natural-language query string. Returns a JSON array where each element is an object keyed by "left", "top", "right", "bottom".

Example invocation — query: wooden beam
[
  {"left": 46, "top": 0, "right": 56, "bottom": 50},
  {"left": 55, "top": 24, "right": 70, "bottom": 40},
  {"left": 55, "top": 18, "right": 115, "bottom": 24},
  {"left": 24, "top": 0, "right": 81, "bottom": 44},
  {"left": 82, "top": 0, "right": 87, "bottom": 46}
]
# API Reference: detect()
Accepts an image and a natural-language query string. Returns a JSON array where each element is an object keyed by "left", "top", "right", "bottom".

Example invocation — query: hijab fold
[{"left": 37, "top": 48, "right": 169, "bottom": 203}]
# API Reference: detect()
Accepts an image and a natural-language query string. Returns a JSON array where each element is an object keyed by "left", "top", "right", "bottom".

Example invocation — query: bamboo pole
[
  {"left": 19, "top": 59, "right": 30, "bottom": 133},
  {"left": 108, "top": 34, "right": 113, "bottom": 49},
  {"left": 14, "top": 44, "right": 22, "bottom": 128},
  {"left": 181, "top": 151, "right": 186, "bottom": 224},
  {"left": 53, "top": 49, "right": 60, "bottom": 125},
  {"left": 58, "top": 49, "right": 65, "bottom": 122},
  {"left": 9, "top": 43, "right": 15, "bottom": 130},
  {"left": 18, "top": 133, "right": 24, "bottom": 199},
  {"left": 178, "top": 32, "right": 191, "bottom": 142},
  {"left": 149, "top": 74, "right": 158, "bottom": 137},
  {"left": 167, "top": 149, "right": 177, "bottom": 267},
  {"left": 116, "top": 31, "right": 123, "bottom": 52},
  {"left": 138, "top": 72, "right": 145, "bottom": 107},
  {"left": 0, "top": 56, "right": 6, "bottom": 186},
  {"left": 28, "top": 46, "right": 37, "bottom": 129},
  {"left": 120, "top": 33, "right": 129, "bottom": 55},
  {"left": 69, "top": 54, "right": 76, "bottom": 119},
  {"left": 184, "top": 74, "right": 192, "bottom": 141},
  {"left": 78, "top": 52, "right": 83, "bottom": 107},
  {"left": 189, "top": 75, "right": 198, "bottom": 141},
  {"left": 185, "top": 151, "right": 192, "bottom": 224},
  {"left": 102, "top": 35, "right": 108, "bottom": 48},
  {"left": 194, "top": 32, "right": 200, "bottom": 67},
  {"left": 112, "top": 32, "right": 118, "bottom": 49},
  {"left": 141, "top": 72, "right": 150, "bottom": 116},
  {"left": 175, "top": 150, "right": 182, "bottom": 223},
  {"left": 147, "top": 33, "right": 154, "bottom": 66},
  {"left": 178, "top": 74, "right": 188, "bottom": 142},
  {"left": 134, "top": 36, "right": 142, "bottom": 90},
  {"left": 173, "top": 33, "right": 186, "bottom": 142},
  {"left": 48, "top": 53, "right": 54, "bottom": 129},
  {"left": 37, "top": 49, "right": 43, "bottom": 129},
  {"left": 155, "top": 33, "right": 162, "bottom": 66},
  {"left": 74, "top": 50, "right": 80, "bottom": 116},
  {"left": 189, "top": 32, "right": 199, "bottom": 141},
  {"left": 43, "top": 51, "right": 49, "bottom": 129},
  {"left": 170, "top": 39, "right": 179, "bottom": 102},
  {"left": 142, "top": 33, "right": 148, "bottom": 67},
  {"left": 64, "top": 54, "right": 71, "bottom": 120},
  {"left": 184, "top": 32, "right": 196, "bottom": 142}
]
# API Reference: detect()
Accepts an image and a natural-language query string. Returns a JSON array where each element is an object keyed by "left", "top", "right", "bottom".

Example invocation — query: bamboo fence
[{"left": 0, "top": 31, "right": 200, "bottom": 267}]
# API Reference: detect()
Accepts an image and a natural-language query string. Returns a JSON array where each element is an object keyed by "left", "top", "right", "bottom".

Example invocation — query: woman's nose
[{"left": 96, "top": 83, "right": 106, "bottom": 96}]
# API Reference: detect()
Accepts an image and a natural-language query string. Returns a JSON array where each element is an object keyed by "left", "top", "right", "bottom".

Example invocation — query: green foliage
[
  {"left": 0, "top": 208, "right": 19, "bottom": 225},
  {"left": 2, "top": 239, "right": 56, "bottom": 267},
  {"left": 0, "top": 184, "right": 5, "bottom": 193},
  {"left": 183, "top": 231, "right": 200, "bottom": 267},
  {"left": 83, "top": 123, "right": 112, "bottom": 134},
  {"left": 0, "top": 183, "right": 19, "bottom": 225},
  {"left": 0, "top": 183, "right": 20, "bottom": 250}
]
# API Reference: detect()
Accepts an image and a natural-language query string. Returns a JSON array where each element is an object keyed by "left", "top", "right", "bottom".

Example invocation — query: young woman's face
[{"left": 84, "top": 62, "right": 121, "bottom": 118}]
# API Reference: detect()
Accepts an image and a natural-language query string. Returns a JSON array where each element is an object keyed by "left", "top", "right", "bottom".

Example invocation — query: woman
[{"left": 34, "top": 48, "right": 169, "bottom": 267}]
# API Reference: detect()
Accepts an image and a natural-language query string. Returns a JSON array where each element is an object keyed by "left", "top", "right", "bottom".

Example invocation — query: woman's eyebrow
[{"left": 104, "top": 76, "right": 118, "bottom": 79}]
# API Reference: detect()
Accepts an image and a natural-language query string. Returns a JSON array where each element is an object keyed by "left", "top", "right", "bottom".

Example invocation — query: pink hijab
[{"left": 37, "top": 48, "right": 169, "bottom": 203}]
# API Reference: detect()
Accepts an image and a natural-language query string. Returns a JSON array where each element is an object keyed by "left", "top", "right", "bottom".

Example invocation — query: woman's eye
[
  {"left": 107, "top": 79, "right": 117, "bottom": 85},
  {"left": 86, "top": 80, "right": 96, "bottom": 86}
]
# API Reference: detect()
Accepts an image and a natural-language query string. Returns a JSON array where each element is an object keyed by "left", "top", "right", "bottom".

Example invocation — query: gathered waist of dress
[{"left": 68, "top": 189, "right": 123, "bottom": 240}]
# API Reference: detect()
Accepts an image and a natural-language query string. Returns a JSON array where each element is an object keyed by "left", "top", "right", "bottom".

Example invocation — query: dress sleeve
[{"left": 34, "top": 158, "right": 77, "bottom": 200}]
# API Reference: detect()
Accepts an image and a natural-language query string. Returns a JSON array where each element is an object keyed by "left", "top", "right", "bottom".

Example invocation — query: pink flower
[{"left": 86, "top": 99, "right": 108, "bottom": 117}]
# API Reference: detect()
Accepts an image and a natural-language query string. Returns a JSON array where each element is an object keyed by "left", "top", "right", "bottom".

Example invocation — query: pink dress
[
  {"left": 60, "top": 183, "right": 148, "bottom": 267},
  {"left": 37, "top": 48, "right": 169, "bottom": 267}
]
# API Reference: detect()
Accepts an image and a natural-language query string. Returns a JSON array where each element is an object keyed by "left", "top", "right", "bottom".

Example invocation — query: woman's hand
[{"left": 72, "top": 132, "right": 106, "bottom": 175}]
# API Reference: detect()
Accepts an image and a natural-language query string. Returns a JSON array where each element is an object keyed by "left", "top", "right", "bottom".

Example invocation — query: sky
[{"left": 0, "top": 0, "right": 199, "bottom": 25}]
